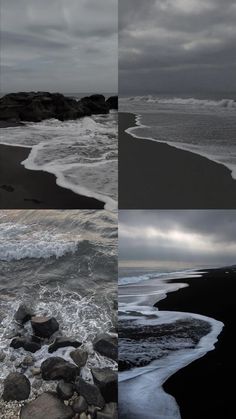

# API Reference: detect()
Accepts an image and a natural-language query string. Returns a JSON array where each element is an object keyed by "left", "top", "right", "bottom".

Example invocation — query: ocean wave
[{"left": 125, "top": 95, "right": 236, "bottom": 108}]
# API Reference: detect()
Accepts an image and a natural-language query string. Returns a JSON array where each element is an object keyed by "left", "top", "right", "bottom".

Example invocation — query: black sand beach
[
  {"left": 0, "top": 144, "right": 104, "bottom": 209},
  {"left": 156, "top": 267, "right": 236, "bottom": 419},
  {"left": 119, "top": 113, "right": 236, "bottom": 209}
]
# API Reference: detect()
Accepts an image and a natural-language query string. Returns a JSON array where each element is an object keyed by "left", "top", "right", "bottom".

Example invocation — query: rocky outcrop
[
  {"left": 20, "top": 392, "right": 74, "bottom": 419},
  {"left": 2, "top": 372, "right": 31, "bottom": 401},
  {"left": 106, "top": 96, "right": 118, "bottom": 110},
  {"left": 48, "top": 337, "right": 82, "bottom": 353},
  {"left": 31, "top": 316, "right": 59, "bottom": 338},
  {"left": 91, "top": 368, "right": 117, "bottom": 403},
  {"left": 93, "top": 334, "right": 118, "bottom": 361},
  {"left": 0, "top": 92, "right": 115, "bottom": 123},
  {"left": 75, "top": 377, "right": 105, "bottom": 409},
  {"left": 41, "top": 357, "right": 78, "bottom": 382}
]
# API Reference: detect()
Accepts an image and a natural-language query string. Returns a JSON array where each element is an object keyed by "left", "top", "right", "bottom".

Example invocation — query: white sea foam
[
  {"left": 0, "top": 113, "right": 118, "bottom": 209},
  {"left": 124, "top": 95, "right": 236, "bottom": 109},
  {"left": 0, "top": 222, "right": 78, "bottom": 261}
]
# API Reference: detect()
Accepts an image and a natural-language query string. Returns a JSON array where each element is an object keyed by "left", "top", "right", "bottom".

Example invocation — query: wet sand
[
  {"left": 0, "top": 144, "right": 104, "bottom": 209},
  {"left": 119, "top": 112, "right": 236, "bottom": 209}
]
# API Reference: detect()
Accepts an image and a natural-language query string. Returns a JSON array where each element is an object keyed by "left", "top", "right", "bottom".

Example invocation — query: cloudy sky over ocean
[
  {"left": 119, "top": 211, "right": 236, "bottom": 268},
  {"left": 1, "top": 0, "right": 117, "bottom": 93},
  {"left": 119, "top": 0, "right": 236, "bottom": 94}
]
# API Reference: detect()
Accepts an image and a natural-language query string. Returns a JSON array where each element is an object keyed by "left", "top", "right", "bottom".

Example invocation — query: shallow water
[{"left": 120, "top": 95, "right": 236, "bottom": 179}]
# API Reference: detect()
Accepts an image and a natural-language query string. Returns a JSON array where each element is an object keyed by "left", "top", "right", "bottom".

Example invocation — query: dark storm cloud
[
  {"left": 119, "top": 0, "right": 236, "bottom": 94},
  {"left": 119, "top": 211, "right": 236, "bottom": 267},
  {"left": 1, "top": 0, "right": 117, "bottom": 93}
]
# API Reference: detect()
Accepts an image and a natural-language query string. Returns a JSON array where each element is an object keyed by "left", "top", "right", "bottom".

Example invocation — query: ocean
[
  {"left": 118, "top": 266, "right": 223, "bottom": 419},
  {"left": 0, "top": 210, "right": 117, "bottom": 393},
  {"left": 120, "top": 94, "right": 236, "bottom": 179},
  {"left": 0, "top": 93, "right": 118, "bottom": 210}
]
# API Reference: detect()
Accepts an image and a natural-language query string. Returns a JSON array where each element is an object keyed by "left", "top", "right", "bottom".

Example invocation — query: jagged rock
[
  {"left": 14, "top": 304, "right": 34, "bottom": 324},
  {"left": 106, "top": 96, "right": 118, "bottom": 110},
  {"left": 0, "top": 92, "right": 111, "bottom": 123},
  {"left": 31, "top": 316, "right": 59, "bottom": 338},
  {"left": 91, "top": 368, "right": 117, "bottom": 403},
  {"left": 41, "top": 357, "right": 78, "bottom": 382},
  {"left": 20, "top": 392, "right": 74, "bottom": 419},
  {"left": 10, "top": 337, "right": 41, "bottom": 353},
  {"left": 56, "top": 380, "right": 74, "bottom": 400},
  {"left": 2, "top": 372, "right": 31, "bottom": 401},
  {"left": 74, "top": 377, "right": 105, "bottom": 409},
  {"left": 70, "top": 348, "right": 88, "bottom": 367},
  {"left": 72, "top": 395, "right": 88, "bottom": 413},
  {"left": 93, "top": 334, "right": 117, "bottom": 361},
  {"left": 48, "top": 337, "right": 82, "bottom": 353}
]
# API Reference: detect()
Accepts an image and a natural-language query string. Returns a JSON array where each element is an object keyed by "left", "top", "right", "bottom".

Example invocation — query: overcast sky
[
  {"left": 119, "top": 211, "right": 236, "bottom": 268},
  {"left": 1, "top": 0, "right": 117, "bottom": 93},
  {"left": 119, "top": 0, "right": 236, "bottom": 94}
]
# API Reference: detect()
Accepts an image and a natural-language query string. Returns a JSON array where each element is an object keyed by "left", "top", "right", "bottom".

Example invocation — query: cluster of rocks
[
  {"left": 1, "top": 304, "right": 118, "bottom": 419},
  {"left": 0, "top": 92, "right": 118, "bottom": 125}
]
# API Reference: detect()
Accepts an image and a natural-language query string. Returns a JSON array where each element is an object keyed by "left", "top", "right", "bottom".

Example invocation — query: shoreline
[
  {"left": 156, "top": 267, "right": 236, "bottom": 419},
  {"left": 0, "top": 144, "right": 104, "bottom": 209},
  {"left": 119, "top": 112, "right": 236, "bottom": 208}
]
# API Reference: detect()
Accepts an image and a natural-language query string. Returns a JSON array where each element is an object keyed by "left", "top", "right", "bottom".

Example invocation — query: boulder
[
  {"left": 70, "top": 348, "right": 88, "bottom": 367},
  {"left": 48, "top": 337, "right": 82, "bottom": 353},
  {"left": 41, "top": 357, "right": 78, "bottom": 382},
  {"left": 91, "top": 368, "right": 117, "bottom": 403},
  {"left": 20, "top": 392, "right": 74, "bottom": 419},
  {"left": 106, "top": 96, "right": 118, "bottom": 110},
  {"left": 72, "top": 395, "right": 88, "bottom": 414},
  {"left": 14, "top": 304, "right": 34, "bottom": 324},
  {"left": 10, "top": 337, "right": 41, "bottom": 353},
  {"left": 93, "top": 334, "right": 117, "bottom": 361},
  {"left": 31, "top": 316, "right": 59, "bottom": 338},
  {"left": 81, "top": 95, "right": 109, "bottom": 114},
  {"left": 2, "top": 372, "right": 31, "bottom": 401},
  {"left": 57, "top": 380, "right": 74, "bottom": 400},
  {"left": 74, "top": 377, "right": 105, "bottom": 409}
]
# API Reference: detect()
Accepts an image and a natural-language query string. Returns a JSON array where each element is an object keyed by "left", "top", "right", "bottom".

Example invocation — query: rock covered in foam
[
  {"left": 2, "top": 372, "right": 31, "bottom": 401},
  {"left": 41, "top": 357, "right": 78, "bottom": 382},
  {"left": 31, "top": 316, "right": 59, "bottom": 338},
  {"left": 48, "top": 337, "right": 82, "bottom": 353},
  {"left": 20, "top": 392, "right": 74, "bottom": 419}
]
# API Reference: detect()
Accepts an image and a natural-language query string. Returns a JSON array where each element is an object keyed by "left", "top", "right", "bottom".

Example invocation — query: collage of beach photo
[{"left": 0, "top": 0, "right": 236, "bottom": 419}]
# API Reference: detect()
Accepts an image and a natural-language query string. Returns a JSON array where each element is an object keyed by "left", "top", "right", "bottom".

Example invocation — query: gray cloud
[
  {"left": 1, "top": 0, "right": 117, "bottom": 93},
  {"left": 119, "top": 210, "right": 236, "bottom": 267},
  {"left": 119, "top": 0, "right": 236, "bottom": 94}
]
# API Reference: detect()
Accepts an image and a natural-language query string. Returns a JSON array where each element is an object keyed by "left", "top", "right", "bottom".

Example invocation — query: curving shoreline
[
  {"left": 119, "top": 112, "right": 236, "bottom": 208},
  {"left": 0, "top": 144, "right": 104, "bottom": 209}
]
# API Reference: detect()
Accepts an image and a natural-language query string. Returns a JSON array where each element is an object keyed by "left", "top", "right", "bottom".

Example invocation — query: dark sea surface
[{"left": 0, "top": 210, "right": 117, "bottom": 390}]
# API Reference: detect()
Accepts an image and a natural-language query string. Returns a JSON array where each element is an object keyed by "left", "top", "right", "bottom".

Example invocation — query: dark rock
[
  {"left": 93, "top": 334, "right": 117, "bottom": 361},
  {"left": 41, "top": 357, "right": 78, "bottom": 382},
  {"left": 10, "top": 337, "right": 41, "bottom": 353},
  {"left": 56, "top": 380, "right": 74, "bottom": 400},
  {"left": 97, "top": 403, "right": 118, "bottom": 419},
  {"left": 31, "top": 316, "right": 59, "bottom": 338},
  {"left": 81, "top": 94, "right": 109, "bottom": 114},
  {"left": 70, "top": 348, "right": 88, "bottom": 367},
  {"left": 74, "top": 377, "right": 105, "bottom": 409},
  {"left": 106, "top": 96, "right": 118, "bottom": 110},
  {"left": 21, "top": 355, "right": 35, "bottom": 367},
  {"left": 0, "top": 92, "right": 110, "bottom": 123},
  {"left": 0, "top": 184, "right": 14, "bottom": 192},
  {"left": 0, "top": 120, "right": 25, "bottom": 128},
  {"left": 20, "top": 392, "right": 74, "bottom": 419},
  {"left": 91, "top": 368, "right": 117, "bottom": 403},
  {"left": 14, "top": 304, "right": 34, "bottom": 324},
  {"left": 48, "top": 337, "right": 82, "bottom": 353},
  {"left": 72, "top": 395, "right": 88, "bottom": 413},
  {"left": 2, "top": 372, "right": 31, "bottom": 401}
]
